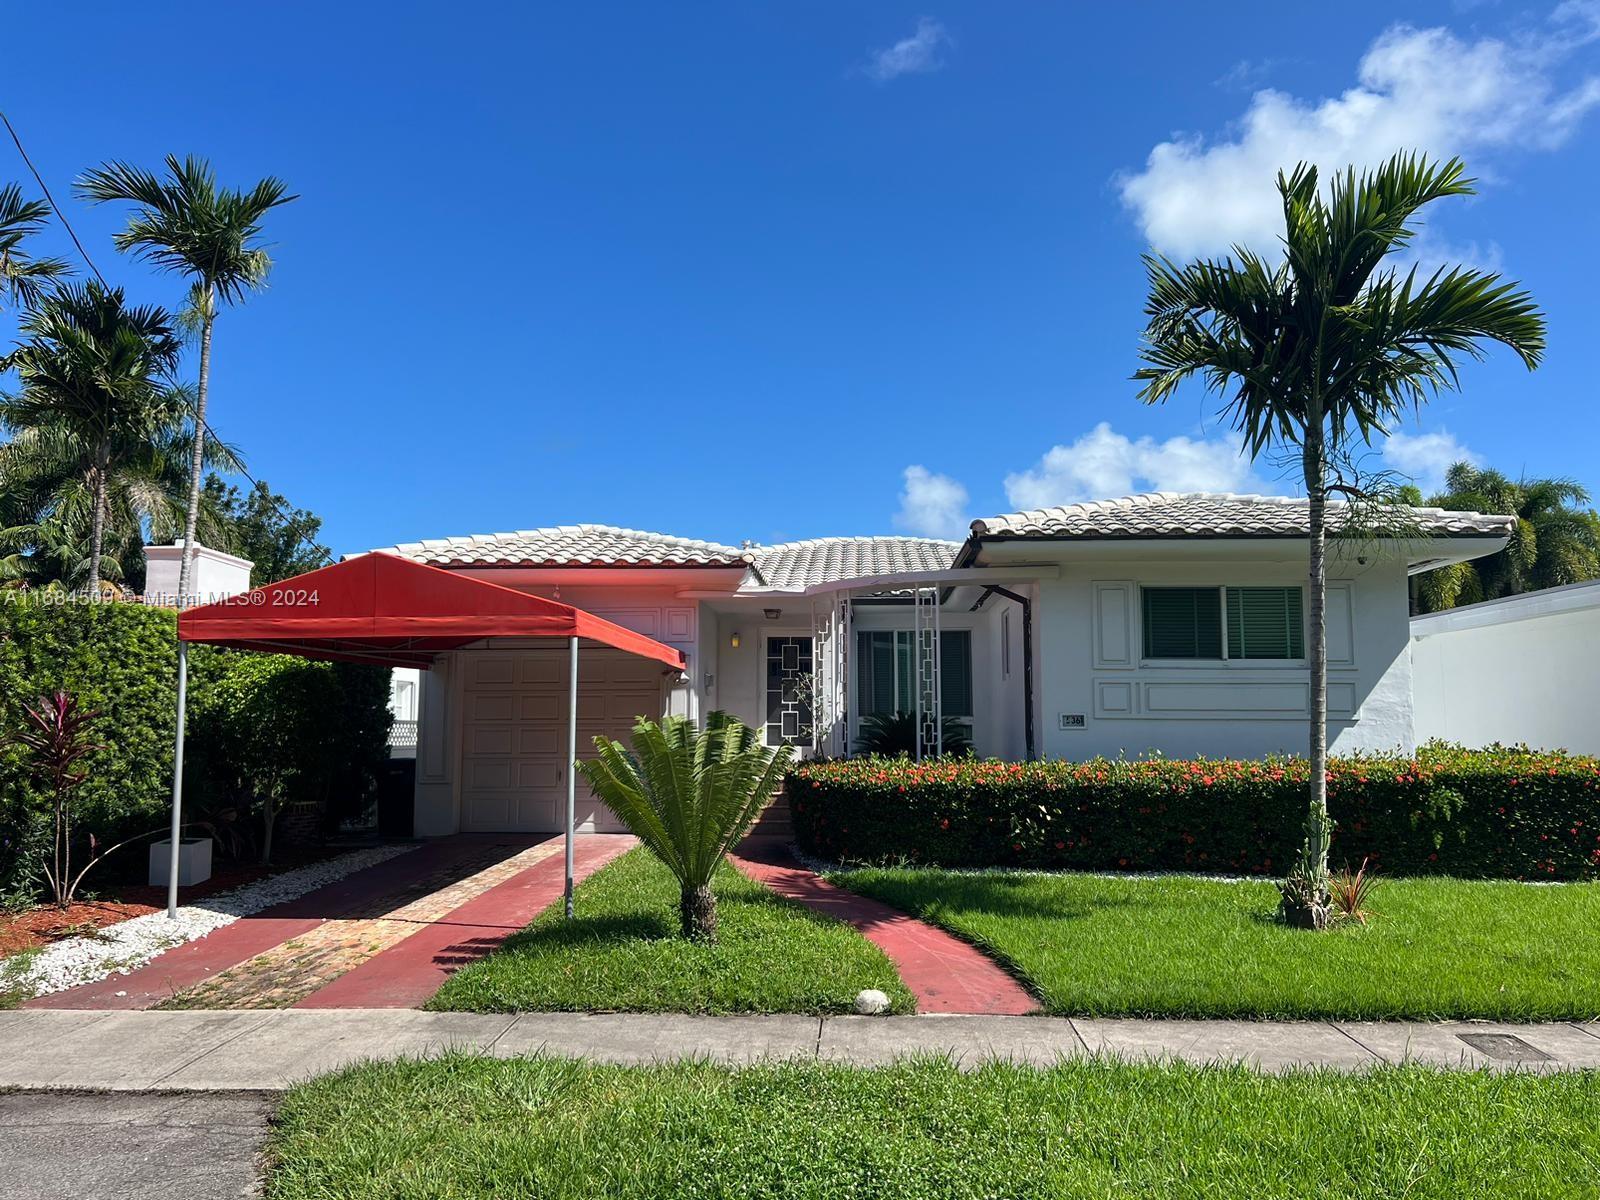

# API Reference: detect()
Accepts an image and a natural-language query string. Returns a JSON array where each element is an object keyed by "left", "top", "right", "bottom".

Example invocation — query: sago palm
[
  {"left": 1, "top": 283, "right": 184, "bottom": 593},
  {"left": 0, "top": 183, "right": 70, "bottom": 311},
  {"left": 1134, "top": 153, "right": 1545, "bottom": 928},
  {"left": 77, "top": 156, "right": 294, "bottom": 602},
  {"left": 578, "top": 712, "right": 792, "bottom": 942}
]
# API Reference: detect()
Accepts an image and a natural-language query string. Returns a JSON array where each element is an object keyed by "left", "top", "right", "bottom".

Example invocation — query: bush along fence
[
  {"left": 790, "top": 745, "right": 1600, "bottom": 880},
  {"left": 0, "top": 598, "right": 391, "bottom": 896}
]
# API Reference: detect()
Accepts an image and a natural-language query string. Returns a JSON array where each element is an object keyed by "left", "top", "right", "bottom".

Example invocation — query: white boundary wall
[{"left": 1411, "top": 580, "right": 1600, "bottom": 754}]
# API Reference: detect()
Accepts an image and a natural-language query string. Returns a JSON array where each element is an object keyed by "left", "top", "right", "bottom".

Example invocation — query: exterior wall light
[{"left": 730, "top": 632, "right": 741, "bottom": 649}]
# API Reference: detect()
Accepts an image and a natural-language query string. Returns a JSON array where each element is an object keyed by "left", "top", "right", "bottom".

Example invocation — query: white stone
[
  {"left": 13, "top": 844, "right": 417, "bottom": 1001},
  {"left": 854, "top": 988, "right": 890, "bottom": 1015}
]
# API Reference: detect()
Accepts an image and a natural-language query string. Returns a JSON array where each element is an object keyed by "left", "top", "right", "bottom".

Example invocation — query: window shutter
[
  {"left": 1226, "top": 587, "right": 1305, "bottom": 659},
  {"left": 1142, "top": 588, "right": 1222, "bottom": 659},
  {"left": 857, "top": 632, "right": 900, "bottom": 715},
  {"left": 940, "top": 630, "right": 973, "bottom": 717}
]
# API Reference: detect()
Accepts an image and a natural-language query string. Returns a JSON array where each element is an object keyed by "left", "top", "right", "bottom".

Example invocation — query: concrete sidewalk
[{"left": 3, "top": 1009, "right": 1599, "bottom": 1089}]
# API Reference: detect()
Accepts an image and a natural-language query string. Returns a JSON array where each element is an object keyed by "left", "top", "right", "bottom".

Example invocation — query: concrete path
[
  {"left": 731, "top": 843, "right": 1041, "bottom": 1015},
  {"left": 2, "top": 1009, "right": 1597, "bottom": 1091},
  {"left": 1, "top": 1090, "right": 273, "bottom": 1200}
]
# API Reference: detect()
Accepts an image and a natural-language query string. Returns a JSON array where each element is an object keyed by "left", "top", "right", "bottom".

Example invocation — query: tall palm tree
[
  {"left": 1, "top": 283, "right": 184, "bottom": 592},
  {"left": 578, "top": 712, "right": 792, "bottom": 942},
  {"left": 1134, "top": 153, "right": 1545, "bottom": 928},
  {"left": 1415, "top": 463, "right": 1600, "bottom": 611},
  {"left": 0, "top": 183, "right": 70, "bottom": 312},
  {"left": 76, "top": 157, "right": 294, "bottom": 602}
]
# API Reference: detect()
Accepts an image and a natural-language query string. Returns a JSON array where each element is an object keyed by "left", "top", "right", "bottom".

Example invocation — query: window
[
  {"left": 1141, "top": 587, "right": 1222, "bottom": 659},
  {"left": 1226, "top": 587, "right": 1305, "bottom": 659},
  {"left": 1140, "top": 586, "right": 1304, "bottom": 660},
  {"left": 856, "top": 629, "right": 973, "bottom": 718}
]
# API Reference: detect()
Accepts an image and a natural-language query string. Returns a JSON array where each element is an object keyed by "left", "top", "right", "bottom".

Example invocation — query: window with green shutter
[
  {"left": 856, "top": 629, "right": 974, "bottom": 717},
  {"left": 1226, "top": 586, "right": 1305, "bottom": 659},
  {"left": 1141, "top": 587, "right": 1223, "bottom": 659}
]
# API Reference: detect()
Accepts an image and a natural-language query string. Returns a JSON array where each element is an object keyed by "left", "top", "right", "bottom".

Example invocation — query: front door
[{"left": 764, "top": 635, "right": 814, "bottom": 749}]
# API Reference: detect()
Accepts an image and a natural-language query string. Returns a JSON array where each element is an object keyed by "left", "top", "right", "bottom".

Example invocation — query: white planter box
[{"left": 149, "top": 838, "right": 213, "bottom": 887}]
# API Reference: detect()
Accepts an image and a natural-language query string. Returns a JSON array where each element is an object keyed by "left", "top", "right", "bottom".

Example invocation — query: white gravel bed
[{"left": 10, "top": 843, "right": 418, "bottom": 1000}]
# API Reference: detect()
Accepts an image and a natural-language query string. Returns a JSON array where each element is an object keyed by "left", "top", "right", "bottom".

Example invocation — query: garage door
[{"left": 460, "top": 648, "right": 665, "bottom": 833}]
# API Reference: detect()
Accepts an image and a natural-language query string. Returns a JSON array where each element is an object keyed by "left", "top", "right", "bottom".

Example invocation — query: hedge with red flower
[{"left": 789, "top": 744, "right": 1600, "bottom": 880}]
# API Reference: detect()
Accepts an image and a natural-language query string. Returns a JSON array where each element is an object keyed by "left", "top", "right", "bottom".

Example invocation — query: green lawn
[
  {"left": 266, "top": 1054, "right": 1600, "bottom": 1200},
  {"left": 427, "top": 848, "right": 913, "bottom": 1014},
  {"left": 836, "top": 869, "right": 1600, "bottom": 1021}
]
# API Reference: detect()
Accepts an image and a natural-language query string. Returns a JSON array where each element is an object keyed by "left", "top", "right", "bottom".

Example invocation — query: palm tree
[
  {"left": 76, "top": 157, "right": 294, "bottom": 603},
  {"left": 0, "top": 183, "right": 70, "bottom": 312},
  {"left": 1133, "top": 153, "right": 1545, "bottom": 928},
  {"left": 0, "top": 414, "right": 239, "bottom": 590},
  {"left": 1415, "top": 463, "right": 1600, "bottom": 611},
  {"left": 1, "top": 283, "right": 184, "bottom": 592},
  {"left": 577, "top": 712, "right": 792, "bottom": 942}
]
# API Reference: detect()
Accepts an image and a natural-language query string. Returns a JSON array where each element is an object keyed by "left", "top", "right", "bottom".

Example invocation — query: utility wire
[{"left": 1, "top": 109, "right": 335, "bottom": 568}]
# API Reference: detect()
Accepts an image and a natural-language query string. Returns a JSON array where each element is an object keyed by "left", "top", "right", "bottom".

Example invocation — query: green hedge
[
  {"left": 790, "top": 747, "right": 1600, "bottom": 881},
  {"left": 0, "top": 597, "right": 391, "bottom": 894}
]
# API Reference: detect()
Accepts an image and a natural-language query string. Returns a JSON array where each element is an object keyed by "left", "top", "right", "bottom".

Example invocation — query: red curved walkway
[{"left": 730, "top": 844, "right": 1040, "bottom": 1016}]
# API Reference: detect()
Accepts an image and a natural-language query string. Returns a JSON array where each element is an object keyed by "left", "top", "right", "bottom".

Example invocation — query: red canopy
[{"left": 177, "top": 552, "right": 687, "bottom": 671}]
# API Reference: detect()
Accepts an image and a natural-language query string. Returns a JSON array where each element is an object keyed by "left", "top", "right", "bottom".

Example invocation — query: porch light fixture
[
  {"left": 763, "top": 608, "right": 781, "bottom": 620},
  {"left": 730, "top": 632, "right": 741, "bottom": 649}
]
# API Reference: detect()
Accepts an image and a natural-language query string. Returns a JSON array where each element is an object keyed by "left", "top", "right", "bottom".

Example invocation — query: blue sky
[{"left": 3, "top": 1, "right": 1598, "bottom": 553}]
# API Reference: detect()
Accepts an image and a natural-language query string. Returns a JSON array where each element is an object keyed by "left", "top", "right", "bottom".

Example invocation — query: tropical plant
[
  {"left": 0, "top": 183, "right": 70, "bottom": 312},
  {"left": 1414, "top": 463, "right": 1600, "bottom": 611},
  {"left": 1133, "top": 153, "right": 1545, "bottom": 928},
  {"left": 77, "top": 157, "right": 295, "bottom": 602},
  {"left": 0, "top": 282, "right": 184, "bottom": 592},
  {"left": 577, "top": 712, "right": 792, "bottom": 942},
  {"left": 201, "top": 473, "right": 329, "bottom": 584},
  {"left": 853, "top": 710, "right": 973, "bottom": 757},
  {"left": 1329, "top": 857, "right": 1380, "bottom": 925},
  {"left": 5, "top": 692, "right": 104, "bottom": 908},
  {"left": 0, "top": 402, "right": 239, "bottom": 592}
]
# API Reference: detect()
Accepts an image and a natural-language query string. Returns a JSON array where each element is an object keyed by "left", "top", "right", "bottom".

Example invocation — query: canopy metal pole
[
  {"left": 166, "top": 640, "right": 189, "bottom": 920},
  {"left": 565, "top": 635, "right": 579, "bottom": 920}
]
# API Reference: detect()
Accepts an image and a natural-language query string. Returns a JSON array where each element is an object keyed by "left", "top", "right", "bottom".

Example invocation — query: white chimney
[{"left": 142, "top": 541, "right": 254, "bottom": 607}]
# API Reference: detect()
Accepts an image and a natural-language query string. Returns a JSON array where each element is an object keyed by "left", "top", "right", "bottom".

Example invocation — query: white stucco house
[{"left": 364, "top": 492, "right": 1512, "bottom": 837}]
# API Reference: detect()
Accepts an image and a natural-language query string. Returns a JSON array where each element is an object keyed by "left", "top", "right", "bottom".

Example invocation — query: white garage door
[{"left": 460, "top": 648, "right": 665, "bottom": 833}]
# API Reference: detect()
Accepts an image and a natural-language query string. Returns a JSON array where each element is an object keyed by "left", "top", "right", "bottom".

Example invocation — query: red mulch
[
  {"left": 0, "top": 847, "right": 349, "bottom": 958},
  {"left": 0, "top": 899, "right": 157, "bottom": 957}
]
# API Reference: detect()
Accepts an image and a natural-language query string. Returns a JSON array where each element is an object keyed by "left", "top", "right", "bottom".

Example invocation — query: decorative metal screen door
[
  {"left": 765, "top": 635, "right": 814, "bottom": 747},
  {"left": 913, "top": 587, "right": 942, "bottom": 760}
]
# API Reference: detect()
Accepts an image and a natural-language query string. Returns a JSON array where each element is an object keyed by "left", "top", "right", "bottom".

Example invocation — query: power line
[
  {"left": 1, "top": 110, "right": 108, "bottom": 287},
  {"left": 0, "top": 109, "right": 334, "bottom": 568}
]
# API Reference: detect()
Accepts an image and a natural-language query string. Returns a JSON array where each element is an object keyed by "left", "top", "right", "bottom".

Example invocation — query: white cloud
[
  {"left": 1120, "top": 8, "right": 1600, "bottom": 258},
  {"left": 865, "top": 17, "right": 950, "bottom": 82},
  {"left": 1382, "top": 429, "right": 1481, "bottom": 495},
  {"left": 1003, "top": 422, "right": 1275, "bottom": 510},
  {"left": 894, "top": 465, "right": 970, "bottom": 539}
]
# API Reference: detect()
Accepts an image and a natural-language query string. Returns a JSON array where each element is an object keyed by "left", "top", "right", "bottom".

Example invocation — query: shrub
[
  {"left": 188, "top": 653, "right": 391, "bottom": 863},
  {"left": 790, "top": 745, "right": 1600, "bottom": 881},
  {"left": 0, "top": 599, "right": 182, "bottom": 890},
  {"left": 0, "top": 596, "right": 391, "bottom": 892}
]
